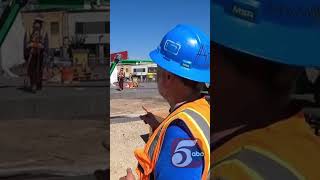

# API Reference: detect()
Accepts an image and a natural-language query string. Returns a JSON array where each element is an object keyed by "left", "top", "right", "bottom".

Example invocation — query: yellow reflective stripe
[{"left": 214, "top": 159, "right": 264, "bottom": 180}]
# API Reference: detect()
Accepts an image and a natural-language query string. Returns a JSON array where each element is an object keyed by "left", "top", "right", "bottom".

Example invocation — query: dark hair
[
  {"left": 158, "top": 66, "right": 205, "bottom": 92},
  {"left": 214, "top": 43, "right": 302, "bottom": 95},
  {"left": 177, "top": 75, "right": 205, "bottom": 92}
]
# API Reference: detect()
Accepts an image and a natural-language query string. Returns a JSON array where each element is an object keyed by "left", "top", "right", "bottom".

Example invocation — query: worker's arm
[{"left": 154, "top": 120, "right": 204, "bottom": 180}]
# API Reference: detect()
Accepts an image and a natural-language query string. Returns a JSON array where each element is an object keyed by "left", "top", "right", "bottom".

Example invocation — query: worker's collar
[
  {"left": 169, "top": 101, "right": 187, "bottom": 113},
  {"left": 169, "top": 94, "right": 205, "bottom": 113}
]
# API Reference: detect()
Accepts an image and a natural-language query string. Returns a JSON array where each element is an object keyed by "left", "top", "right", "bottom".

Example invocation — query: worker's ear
[
  {"left": 164, "top": 71, "right": 172, "bottom": 81},
  {"left": 160, "top": 70, "right": 171, "bottom": 86},
  {"left": 166, "top": 72, "right": 178, "bottom": 86}
]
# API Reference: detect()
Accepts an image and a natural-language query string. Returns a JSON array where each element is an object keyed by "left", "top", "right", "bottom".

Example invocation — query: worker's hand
[
  {"left": 140, "top": 112, "right": 161, "bottom": 131},
  {"left": 119, "top": 168, "right": 136, "bottom": 180}
]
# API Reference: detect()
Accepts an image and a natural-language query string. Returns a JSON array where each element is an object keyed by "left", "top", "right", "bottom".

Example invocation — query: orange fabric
[
  {"left": 135, "top": 97, "right": 210, "bottom": 180},
  {"left": 134, "top": 148, "right": 153, "bottom": 180},
  {"left": 212, "top": 112, "right": 320, "bottom": 180}
]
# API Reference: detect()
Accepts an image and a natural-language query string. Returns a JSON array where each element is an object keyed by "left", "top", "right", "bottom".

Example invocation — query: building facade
[
  {"left": 67, "top": 10, "right": 109, "bottom": 63},
  {"left": 21, "top": 0, "right": 109, "bottom": 63},
  {"left": 21, "top": 11, "right": 65, "bottom": 50}
]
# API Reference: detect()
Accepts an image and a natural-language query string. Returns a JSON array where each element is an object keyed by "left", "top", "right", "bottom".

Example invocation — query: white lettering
[
  {"left": 232, "top": 5, "right": 254, "bottom": 20},
  {"left": 192, "top": 151, "right": 204, "bottom": 157}
]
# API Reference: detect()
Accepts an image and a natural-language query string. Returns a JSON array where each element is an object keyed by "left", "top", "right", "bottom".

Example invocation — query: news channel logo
[{"left": 171, "top": 138, "right": 204, "bottom": 168}]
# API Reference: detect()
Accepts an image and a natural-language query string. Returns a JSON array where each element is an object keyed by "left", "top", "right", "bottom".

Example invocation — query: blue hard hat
[
  {"left": 212, "top": 0, "right": 320, "bottom": 67},
  {"left": 150, "top": 24, "right": 210, "bottom": 83}
]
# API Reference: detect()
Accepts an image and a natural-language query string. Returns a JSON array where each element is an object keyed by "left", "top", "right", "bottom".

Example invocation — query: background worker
[
  {"left": 120, "top": 24, "right": 210, "bottom": 180},
  {"left": 118, "top": 67, "right": 125, "bottom": 91},
  {"left": 24, "top": 15, "right": 48, "bottom": 93},
  {"left": 211, "top": 1, "right": 320, "bottom": 179}
]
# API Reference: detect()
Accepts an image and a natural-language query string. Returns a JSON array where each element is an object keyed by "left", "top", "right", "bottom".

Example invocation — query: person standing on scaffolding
[{"left": 24, "top": 15, "right": 48, "bottom": 93}]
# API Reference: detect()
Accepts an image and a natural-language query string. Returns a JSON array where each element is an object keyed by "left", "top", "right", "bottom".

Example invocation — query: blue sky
[{"left": 110, "top": 0, "right": 210, "bottom": 59}]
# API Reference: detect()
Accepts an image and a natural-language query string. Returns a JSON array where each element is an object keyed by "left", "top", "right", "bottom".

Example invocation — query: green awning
[
  {"left": 36, "top": 0, "right": 85, "bottom": 10},
  {"left": 38, "top": 0, "right": 85, "bottom": 5},
  {"left": 120, "top": 59, "right": 153, "bottom": 64}
]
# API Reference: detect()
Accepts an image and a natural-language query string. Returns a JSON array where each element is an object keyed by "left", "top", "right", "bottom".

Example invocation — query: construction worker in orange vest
[
  {"left": 120, "top": 24, "right": 210, "bottom": 180},
  {"left": 24, "top": 15, "right": 48, "bottom": 93},
  {"left": 211, "top": 0, "right": 320, "bottom": 179}
]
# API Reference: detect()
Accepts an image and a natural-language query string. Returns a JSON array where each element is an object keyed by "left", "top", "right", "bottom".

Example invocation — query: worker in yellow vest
[
  {"left": 119, "top": 24, "right": 210, "bottom": 180},
  {"left": 211, "top": 0, "right": 320, "bottom": 179}
]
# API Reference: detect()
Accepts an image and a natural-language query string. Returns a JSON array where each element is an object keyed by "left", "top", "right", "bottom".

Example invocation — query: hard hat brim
[
  {"left": 212, "top": 4, "right": 320, "bottom": 67},
  {"left": 150, "top": 50, "right": 210, "bottom": 83},
  {"left": 34, "top": 17, "right": 44, "bottom": 22}
]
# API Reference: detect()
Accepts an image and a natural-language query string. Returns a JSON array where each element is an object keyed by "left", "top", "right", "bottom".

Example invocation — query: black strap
[
  {"left": 137, "top": 163, "right": 144, "bottom": 174},
  {"left": 137, "top": 163, "right": 154, "bottom": 180}
]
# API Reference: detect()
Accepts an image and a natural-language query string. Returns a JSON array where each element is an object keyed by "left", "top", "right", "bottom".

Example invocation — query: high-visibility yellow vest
[{"left": 211, "top": 112, "right": 320, "bottom": 180}]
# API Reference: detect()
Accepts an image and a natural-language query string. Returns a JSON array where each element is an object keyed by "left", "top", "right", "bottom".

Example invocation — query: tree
[{"left": 69, "top": 34, "right": 87, "bottom": 49}]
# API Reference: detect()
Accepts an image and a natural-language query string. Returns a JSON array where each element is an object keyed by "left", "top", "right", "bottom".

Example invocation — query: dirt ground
[
  {"left": 110, "top": 98, "right": 169, "bottom": 179},
  {"left": 0, "top": 119, "right": 108, "bottom": 176},
  {"left": 110, "top": 120, "right": 149, "bottom": 180},
  {"left": 110, "top": 98, "right": 169, "bottom": 117}
]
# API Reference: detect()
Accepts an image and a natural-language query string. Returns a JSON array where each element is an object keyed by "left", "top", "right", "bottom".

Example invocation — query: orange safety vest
[
  {"left": 212, "top": 112, "right": 320, "bottom": 180},
  {"left": 134, "top": 97, "right": 210, "bottom": 180}
]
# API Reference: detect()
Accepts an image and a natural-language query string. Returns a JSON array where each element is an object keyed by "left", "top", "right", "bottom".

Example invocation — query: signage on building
[{"left": 110, "top": 51, "right": 128, "bottom": 62}]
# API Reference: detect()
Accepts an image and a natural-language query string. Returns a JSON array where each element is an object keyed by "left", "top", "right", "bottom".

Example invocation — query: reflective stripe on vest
[
  {"left": 214, "top": 146, "right": 305, "bottom": 180},
  {"left": 135, "top": 97, "right": 210, "bottom": 180},
  {"left": 148, "top": 126, "right": 163, "bottom": 159},
  {"left": 147, "top": 108, "right": 210, "bottom": 163},
  {"left": 184, "top": 109, "right": 210, "bottom": 145}
]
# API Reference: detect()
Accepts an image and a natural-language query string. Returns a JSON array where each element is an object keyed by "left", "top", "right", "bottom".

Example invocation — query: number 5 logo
[{"left": 171, "top": 139, "right": 197, "bottom": 167}]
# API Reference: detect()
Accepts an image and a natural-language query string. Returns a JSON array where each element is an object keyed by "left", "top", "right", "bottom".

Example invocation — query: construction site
[
  {"left": 0, "top": 0, "right": 109, "bottom": 179},
  {"left": 109, "top": 55, "right": 169, "bottom": 179}
]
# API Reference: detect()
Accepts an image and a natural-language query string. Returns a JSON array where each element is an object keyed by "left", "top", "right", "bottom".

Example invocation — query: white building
[
  {"left": 22, "top": 0, "right": 109, "bottom": 62},
  {"left": 66, "top": 9, "right": 109, "bottom": 63}
]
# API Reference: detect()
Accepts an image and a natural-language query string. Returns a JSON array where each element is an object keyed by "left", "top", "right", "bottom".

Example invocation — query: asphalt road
[
  {"left": 1, "top": 174, "right": 97, "bottom": 180},
  {"left": 0, "top": 85, "right": 108, "bottom": 120},
  {"left": 110, "top": 82, "right": 161, "bottom": 99}
]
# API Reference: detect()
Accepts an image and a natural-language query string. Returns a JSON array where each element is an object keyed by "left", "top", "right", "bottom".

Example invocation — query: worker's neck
[
  {"left": 214, "top": 93, "right": 299, "bottom": 133},
  {"left": 168, "top": 90, "right": 201, "bottom": 112},
  {"left": 212, "top": 93, "right": 301, "bottom": 150}
]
